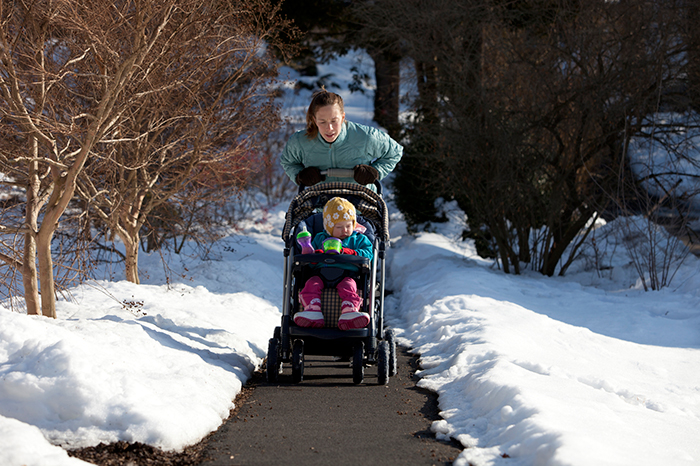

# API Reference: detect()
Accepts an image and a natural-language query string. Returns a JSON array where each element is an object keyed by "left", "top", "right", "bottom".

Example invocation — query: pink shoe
[
  {"left": 299, "top": 297, "right": 321, "bottom": 312},
  {"left": 294, "top": 310, "right": 325, "bottom": 328},
  {"left": 337, "top": 303, "right": 370, "bottom": 330}
]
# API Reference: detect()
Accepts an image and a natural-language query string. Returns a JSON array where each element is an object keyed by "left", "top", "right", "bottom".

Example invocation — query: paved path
[{"left": 198, "top": 346, "right": 463, "bottom": 465}]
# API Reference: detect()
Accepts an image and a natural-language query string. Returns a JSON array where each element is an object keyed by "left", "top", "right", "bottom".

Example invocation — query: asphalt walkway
[{"left": 198, "top": 346, "right": 463, "bottom": 465}]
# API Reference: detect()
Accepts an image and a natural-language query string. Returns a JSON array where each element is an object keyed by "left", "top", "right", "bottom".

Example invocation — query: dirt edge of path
[{"left": 67, "top": 349, "right": 460, "bottom": 465}]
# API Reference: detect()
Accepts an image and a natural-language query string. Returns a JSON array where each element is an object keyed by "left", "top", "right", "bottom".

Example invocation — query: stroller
[{"left": 266, "top": 175, "right": 397, "bottom": 385}]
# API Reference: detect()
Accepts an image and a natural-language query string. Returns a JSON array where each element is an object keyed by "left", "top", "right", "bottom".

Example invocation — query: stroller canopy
[{"left": 282, "top": 182, "right": 390, "bottom": 244}]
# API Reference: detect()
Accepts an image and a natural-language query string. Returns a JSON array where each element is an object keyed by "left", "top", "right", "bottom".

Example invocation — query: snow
[
  {"left": 2, "top": 49, "right": 700, "bottom": 466},
  {"left": 386, "top": 211, "right": 700, "bottom": 465}
]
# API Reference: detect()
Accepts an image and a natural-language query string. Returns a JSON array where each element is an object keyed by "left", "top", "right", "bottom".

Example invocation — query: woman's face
[{"left": 314, "top": 104, "right": 345, "bottom": 143}]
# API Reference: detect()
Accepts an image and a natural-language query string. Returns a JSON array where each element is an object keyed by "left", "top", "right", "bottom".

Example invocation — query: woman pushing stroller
[
  {"left": 280, "top": 87, "right": 403, "bottom": 189},
  {"left": 294, "top": 197, "right": 373, "bottom": 330},
  {"left": 271, "top": 92, "right": 399, "bottom": 381}
]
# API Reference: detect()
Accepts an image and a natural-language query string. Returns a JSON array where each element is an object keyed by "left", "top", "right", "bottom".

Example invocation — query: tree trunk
[
  {"left": 36, "top": 226, "right": 56, "bottom": 318},
  {"left": 685, "top": 2, "right": 700, "bottom": 110},
  {"left": 368, "top": 48, "right": 401, "bottom": 140},
  {"left": 23, "top": 148, "right": 41, "bottom": 316},
  {"left": 22, "top": 231, "right": 41, "bottom": 316},
  {"left": 540, "top": 206, "right": 594, "bottom": 277},
  {"left": 118, "top": 195, "right": 145, "bottom": 284},
  {"left": 34, "top": 144, "right": 92, "bottom": 317},
  {"left": 121, "top": 232, "right": 141, "bottom": 285},
  {"left": 517, "top": 227, "right": 531, "bottom": 263},
  {"left": 414, "top": 60, "right": 439, "bottom": 124}
]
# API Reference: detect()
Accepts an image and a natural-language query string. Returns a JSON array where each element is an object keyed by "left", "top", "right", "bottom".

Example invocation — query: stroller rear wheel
[
  {"left": 352, "top": 341, "right": 364, "bottom": 385},
  {"left": 385, "top": 328, "right": 397, "bottom": 376},
  {"left": 377, "top": 340, "right": 390, "bottom": 385},
  {"left": 292, "top": 339, "right": 304, "bottom": 383}
]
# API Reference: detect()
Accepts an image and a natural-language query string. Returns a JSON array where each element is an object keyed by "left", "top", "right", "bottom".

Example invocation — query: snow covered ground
[
  {"left": 386, "top": 204, "right": 700, "bottom": 466},
  {"left": 2, "top": 50, "right": 700, "bottom": 466}
]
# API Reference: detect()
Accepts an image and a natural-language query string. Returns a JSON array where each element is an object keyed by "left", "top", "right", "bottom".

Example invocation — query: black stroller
[{"left": 266, "top": 176, "right": 397, "bottom": 385}]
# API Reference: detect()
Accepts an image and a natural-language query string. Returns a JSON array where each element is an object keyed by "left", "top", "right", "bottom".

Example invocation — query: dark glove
[
  {"left": 296, "top": 167, "right": 323, "bottom": 186},
  {"left": 341, "top": 247, "right": 357, "bottom": 255},
  {"left": 353, "top": 164, "right": 379, "bottom": 185}
]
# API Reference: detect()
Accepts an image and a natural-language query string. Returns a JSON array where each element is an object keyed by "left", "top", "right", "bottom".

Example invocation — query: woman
[{"left": 280, "top": 88, "right": 403, "bottom": 188}]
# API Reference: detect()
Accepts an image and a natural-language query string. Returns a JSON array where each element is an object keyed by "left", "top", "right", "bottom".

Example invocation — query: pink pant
[{"left": 300, "top": 276, "right": 362, "bottom": 312}]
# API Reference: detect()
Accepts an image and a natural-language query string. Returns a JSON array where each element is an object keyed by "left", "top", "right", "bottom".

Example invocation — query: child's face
[{"left": 331, "top": 219, "right": 354, "bottom": 239}]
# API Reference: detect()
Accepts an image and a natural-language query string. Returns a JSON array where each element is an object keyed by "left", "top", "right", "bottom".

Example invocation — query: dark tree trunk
[{"left": 368, "top": 48, "right": 401, "bottom": 140}]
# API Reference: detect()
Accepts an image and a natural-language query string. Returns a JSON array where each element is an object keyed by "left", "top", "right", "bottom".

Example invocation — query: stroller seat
[{"left": 292, "top": 212, "right": 373, "bottom": 329}]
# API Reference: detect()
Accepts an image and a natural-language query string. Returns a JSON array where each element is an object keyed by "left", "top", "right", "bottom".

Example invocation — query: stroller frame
[{"left": 266, "top": 181, "right": 397, "bottom": 385}]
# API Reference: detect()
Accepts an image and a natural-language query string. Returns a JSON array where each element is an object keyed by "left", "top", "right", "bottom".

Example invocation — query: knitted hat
[{"left": 323, "top": 197, "right": 356, "bottom": 235}]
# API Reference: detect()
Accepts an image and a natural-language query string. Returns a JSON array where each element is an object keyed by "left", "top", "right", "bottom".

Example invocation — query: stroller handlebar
[
  {"left": 321, "top": 168, "right": 355, "bottom": 178},
  {"left": 298, "top": 168, "right": 382, "bottom": 195}
]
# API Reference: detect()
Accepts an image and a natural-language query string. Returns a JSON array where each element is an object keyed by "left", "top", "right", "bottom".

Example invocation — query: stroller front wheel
[
  {"left": 292, "top": 339, "right": 304, "bottom": 383},
  {"left": 352, "top": 341, "right": 364, "bottom": 385}
]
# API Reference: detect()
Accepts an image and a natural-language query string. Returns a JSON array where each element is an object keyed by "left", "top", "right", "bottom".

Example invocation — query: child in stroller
[{"left": 294, "top": 197, "right": 373, "bottom": 330}]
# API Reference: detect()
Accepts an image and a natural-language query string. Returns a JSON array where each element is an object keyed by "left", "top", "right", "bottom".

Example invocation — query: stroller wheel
[
  {"left": 266, "top": 337, "right": 281, "bottom": 383},
  {"left": 292, "top": 339, "right": 304, "bottom": 383},
  {"left": 352, "top": 341, "right": 364, "bottom": 385},
  {"left": 385, "top": 328, "right": 398, "bottom": 377},
  {"left": 377, "top": 340, "right": 390, "bottom": 385}
]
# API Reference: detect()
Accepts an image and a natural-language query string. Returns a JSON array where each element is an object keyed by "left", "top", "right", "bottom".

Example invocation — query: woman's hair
[{"left": 305, "top": 87, "right": 344, "bottom": 140}]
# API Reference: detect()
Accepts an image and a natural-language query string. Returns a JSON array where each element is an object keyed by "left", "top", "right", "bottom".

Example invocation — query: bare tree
[
  {"left": 0, "top": 0, "right": 288, "bottom": 315},
  {"left": 75, "top": 0, "right": 287, "bottom": 283}
]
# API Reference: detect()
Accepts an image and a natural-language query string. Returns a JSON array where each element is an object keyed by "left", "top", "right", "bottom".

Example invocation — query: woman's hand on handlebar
[
  {"left": 353, "top": 164, "right": 379, "bottom": 185},
  {"left": 296, "top": 167, "right": 324, "bottom": 186}
]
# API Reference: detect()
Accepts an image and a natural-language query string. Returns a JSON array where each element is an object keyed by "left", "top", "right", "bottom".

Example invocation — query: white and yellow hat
[{"left": 323, "top": 197, "right": 356, "bottom": 235}]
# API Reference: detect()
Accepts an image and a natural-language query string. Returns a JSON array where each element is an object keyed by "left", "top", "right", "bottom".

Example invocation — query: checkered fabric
[
  {"left": 282, "top": 182, "right": 389, "bottom": 244},
  {"left": 296, "top": 288, "right": 364, "bottom": 328}
]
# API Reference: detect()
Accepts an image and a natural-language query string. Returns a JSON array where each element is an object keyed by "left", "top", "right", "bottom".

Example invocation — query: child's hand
[{"left": 341, "top": 248, "right": 357, "bottom": 255}]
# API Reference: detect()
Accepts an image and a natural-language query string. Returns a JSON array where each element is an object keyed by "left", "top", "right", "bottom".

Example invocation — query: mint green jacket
[{"left": 280, "top": 121, "right": 403, "bottom": 187}]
